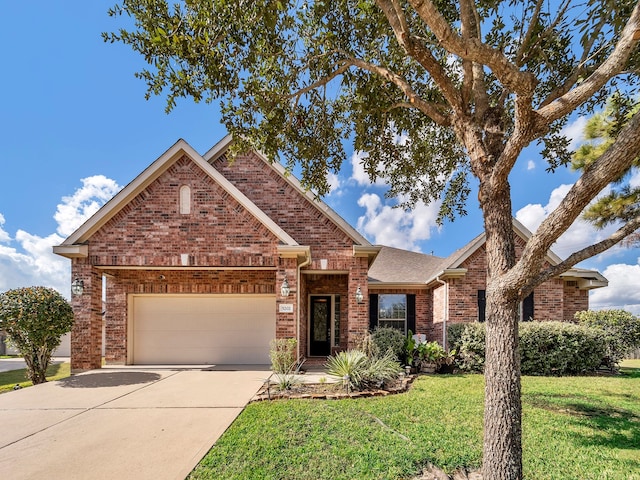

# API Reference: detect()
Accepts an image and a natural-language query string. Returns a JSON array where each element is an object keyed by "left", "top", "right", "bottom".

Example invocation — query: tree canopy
[
  {"left": 0, "top": 287, "right": 74, "bottom": 385},
  {"left": 104, "top": 1, "right": 640, "bottom": 478}
]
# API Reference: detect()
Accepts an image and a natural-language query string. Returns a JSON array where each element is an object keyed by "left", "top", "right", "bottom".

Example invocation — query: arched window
[{"left": 179, "top": 185, "right": 191, "bottom": 214}]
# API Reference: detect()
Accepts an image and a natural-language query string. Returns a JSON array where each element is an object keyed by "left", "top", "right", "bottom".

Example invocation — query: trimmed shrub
[
  {"left": 371, "top": 326, "right": 406, "bottom": 362},
  {"left": 269, "top": 338, "right": 297, "bottom": 374},
  {"left": 0, "top": 286, "right": 74, "bottom": 384},
  {"left": 455, "top": 323, "right": 486, "bottom": 373},
  {"left": 519, "top": 321, "right": 605, "bottom": 375},
  {"left": 447, "top": 323, "right": 469, "bottom": 351},
  {"left": 448, "top": 321, "right": 606, "bottom": 375},
  {"left": 574, "top": 309, "right": 640, "bottom": 369}
]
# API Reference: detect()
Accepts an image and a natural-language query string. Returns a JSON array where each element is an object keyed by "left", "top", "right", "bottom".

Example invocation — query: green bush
[
  {"left": 455, "top": 323, "right": 486, "bottom": 373},
  {"left": 574, "top": 309, "right": 640, "bottom": 369},
  {"left": 371, "top": 326, "right": 406, "bottom": 362},
  {"left": 326, "top": 349, "right": 402, "bottom": 391},
  {"left": 519, "top": 322, "right": 605, "bottom": 375},
  {"left": 0, "top": 286, "right": 74, "bottom": 384},
  {"left": 447, "top": 323, "right": 469, "bottom": 351},
  {"left": 449, "top": 321, "right": 607, "bottom": 375},
  {"left": 269, "top": 338, "right": 297, "bottom": 374}
]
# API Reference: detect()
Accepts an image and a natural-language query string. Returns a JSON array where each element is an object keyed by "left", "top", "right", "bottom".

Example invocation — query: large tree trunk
[
  {"left": 481, "top": 180, "right": 523, "bottom": 480},
  {"left": 483, "top": 291, "right": 522, "bottom": 479}
]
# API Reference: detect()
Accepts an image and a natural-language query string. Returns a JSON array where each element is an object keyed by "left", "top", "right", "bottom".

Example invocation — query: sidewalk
[{"left": 0, "top": 357, "right": 68, "bottom": 373}]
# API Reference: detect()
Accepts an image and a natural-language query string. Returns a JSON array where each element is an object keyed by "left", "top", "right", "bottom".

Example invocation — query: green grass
[
  {"left": 191, "top": 366, "right": 640, "bottom": 480},
  {"left": 0, "top": 362, "right": 71, "bottom": 394}
]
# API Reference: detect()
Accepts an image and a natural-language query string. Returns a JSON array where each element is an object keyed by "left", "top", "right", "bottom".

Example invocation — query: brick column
[
  {"left": 276, "top": 258, "right": 297, "bottom": 340},
  {"left": 104, "top": 275, "right": 127, "bottom": 365},
  {"left": 347, "top": 256, "right": 369, "bottom": 349},
  {"left": 70, "top": 259, "right": 102, "bottom": 371}
]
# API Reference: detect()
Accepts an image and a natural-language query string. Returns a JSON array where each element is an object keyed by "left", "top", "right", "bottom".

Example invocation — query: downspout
[
  {"left": 436, "top": 276, "right": 449, "bottom": 351},
  {"left": 296, "top": 251, "right": 312, "bottom": 361}
]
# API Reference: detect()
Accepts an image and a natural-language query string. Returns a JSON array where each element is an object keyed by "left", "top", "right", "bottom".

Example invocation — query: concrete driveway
[{"left": 0, "top": 366, "right": 269, "bottom": 480}]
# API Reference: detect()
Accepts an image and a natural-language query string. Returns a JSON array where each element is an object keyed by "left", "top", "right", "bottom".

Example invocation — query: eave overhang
[
  {"left": 353, "top": 245, "right": 382, "bottom": 267},
  {"left": 52, "top": 245, "right": 88, "bottom": 259}
]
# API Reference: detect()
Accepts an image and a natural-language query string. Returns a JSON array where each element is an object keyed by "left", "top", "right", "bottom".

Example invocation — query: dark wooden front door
[{"left": 310, "top": 296, "right": 331, "bottom": 356}]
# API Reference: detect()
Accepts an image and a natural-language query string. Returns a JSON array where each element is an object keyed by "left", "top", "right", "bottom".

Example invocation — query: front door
[{"left": 310, "top": 296, "right": 331, "bottom": 356}]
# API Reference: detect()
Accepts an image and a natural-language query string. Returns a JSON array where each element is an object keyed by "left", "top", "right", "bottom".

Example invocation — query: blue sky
[{"left": 1, "top": 2, "right": 639, "bottom": 313}]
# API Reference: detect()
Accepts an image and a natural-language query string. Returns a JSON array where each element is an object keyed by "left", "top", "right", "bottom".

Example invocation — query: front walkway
[{"left": 0, "top": 366, "right": 268, "bottom": 480}]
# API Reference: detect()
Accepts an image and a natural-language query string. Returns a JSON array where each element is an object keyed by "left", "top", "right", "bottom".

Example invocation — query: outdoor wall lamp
[
  {"left": 281, "top": 277, "right": 291, "bottom": 297},
  {"left": 71, "top": 277, "right": 84, "bottom": 296},
  {"left": 355, "top": 286, "right": 364, "bottom": 304}
]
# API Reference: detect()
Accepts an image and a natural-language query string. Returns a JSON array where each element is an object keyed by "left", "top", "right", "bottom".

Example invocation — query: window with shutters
[{"left": 369, "top": 294, "right": 416, "bottom": 335}]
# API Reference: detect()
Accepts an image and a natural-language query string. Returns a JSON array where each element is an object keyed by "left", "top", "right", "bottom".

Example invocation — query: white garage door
[{"left": 131, "top": 294, "right": 276, "bottom": 364}]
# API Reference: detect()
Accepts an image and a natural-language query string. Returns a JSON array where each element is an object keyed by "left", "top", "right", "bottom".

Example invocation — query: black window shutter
[
  {"left": 369, "top": 294, "right": 378, "bottom": 331},
  {"left": 523, "top": 292, "right": 534, "bottom": 321},
  {"left": 407, "top": 294, "right": 416, "bottom": 334},
  {"left": 478, "top": 290, "right": 486, "bottom": 323}
]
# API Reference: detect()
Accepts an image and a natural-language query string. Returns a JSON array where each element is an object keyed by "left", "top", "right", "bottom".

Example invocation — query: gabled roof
[
  {"left": 369, "top": 218, "right": 607, "bottom": 290},
  {"left": 54, "top": 139, "right": 298, "bottom": 257},
  {"left": 203, "top": 135, "right": 371, "bottom": 246}
]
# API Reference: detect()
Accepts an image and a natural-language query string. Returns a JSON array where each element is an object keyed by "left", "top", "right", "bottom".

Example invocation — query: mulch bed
[{"left": 250, "top": 374, "right": 417, "bottom": 402}]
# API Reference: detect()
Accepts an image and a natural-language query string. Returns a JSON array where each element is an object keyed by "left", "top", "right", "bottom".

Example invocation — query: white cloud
[
  {"left": 515, "top": 183, "right": 619, "bottom": 260},
  {"left": 527, "top": 160, "right": 536, "bottom": 171},
  {"left": 356, "top": 193, "right": 440, "bottom": 251},
  {"left": 561, "top": 116, "right": 588, "bottom": 151},
  {"left": 326, "top": 172, "right": 341, "bottom": 195},
  {"left": 516, "top": 184, "right": 640, "bottom": 315},
  {"left": 54, "top": 175, "right": 120, "bottom": 237},
  {"left": 0, "top": 176, "right": 120, "bottom": 297},
  {"left": 589, "top": 260, "right": 640, "bottom": 315},
  {"left": 0, "top": 214, "right": 11, "bottom": 243},
  {"left": 350, "top": 151, "right": 387, "bottom": 187}
]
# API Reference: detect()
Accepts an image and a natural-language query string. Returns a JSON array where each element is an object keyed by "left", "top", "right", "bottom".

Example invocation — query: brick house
[{"left": 54, "top": 136, "right": 608, "bottom": 371}]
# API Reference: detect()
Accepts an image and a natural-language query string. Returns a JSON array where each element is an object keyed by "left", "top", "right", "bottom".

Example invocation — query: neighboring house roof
[
  {"left": 370, "top": 218, "right": 607, "bottom": 290},
  {"left": 203, "top": 135, "right": 371, "bottom": 246}
]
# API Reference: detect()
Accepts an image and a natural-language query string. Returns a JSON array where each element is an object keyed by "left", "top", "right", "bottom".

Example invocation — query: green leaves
[{"left": 0, "top": 287, "right": 74, "bottom": 384}]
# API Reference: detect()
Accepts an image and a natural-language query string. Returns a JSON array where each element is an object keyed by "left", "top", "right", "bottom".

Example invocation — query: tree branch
[
  {"left": 376, "top": 0, "right": 462, "bottom": 110},
  {"left": 537, "top": 1, "right": 640, "bottom": 122},
  {"left": 513, "top": 0, "right": 546, "bottom": 67},
  {"left": 539, "top": 13, "right": 609, "bottom": 109},
  {"left": 288, "top": 60, "right": 354, "bottom": 99},
  {"left": 347, "top": 56, "right": 451, "bottom": 125},
  {"left": 514, "top": 109, "right": 640, "bottom": 280},
  {"left": 409, "top": 0, "right": 538, "bottom": 98},
  {"left": 524, "top": 217, "right": 640, "bottom": 290}
]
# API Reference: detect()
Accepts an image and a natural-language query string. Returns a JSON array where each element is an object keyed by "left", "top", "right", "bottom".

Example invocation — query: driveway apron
[{"left": 0, "top": 367, "right": 268, "bottom": 480}]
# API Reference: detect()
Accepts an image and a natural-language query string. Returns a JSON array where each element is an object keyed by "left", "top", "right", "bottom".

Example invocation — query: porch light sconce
[
  {"left": 71, "top": 277, "right": 84, "bottom": 296},
  {"left": 281, "top": 277, "right": 291, "bottom": 297},
  {"left": 355, "top": 286, "right": 364, "bottom": 304}
]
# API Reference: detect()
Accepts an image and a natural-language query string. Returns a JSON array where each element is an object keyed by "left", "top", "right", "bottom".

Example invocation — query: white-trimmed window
[{"left": 377, "top": 294, "right": 407, "bottom": 333}]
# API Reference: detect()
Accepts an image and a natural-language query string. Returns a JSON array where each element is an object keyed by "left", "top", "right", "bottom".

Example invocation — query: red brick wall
[
  {"left": 210, "top": 152, "right": 355, "bottom": 255},
  {"left": 89, "top": 156, "right": 280, "bottom": 267},
  {"left": 444, "top": 238, "right": 590, "bottom": 327},
  {"left": 70, "top": 259, "right": 103, "bottom": 371},
  {"left": 563, "top": 282, "right": 589, "bottom": 321}
]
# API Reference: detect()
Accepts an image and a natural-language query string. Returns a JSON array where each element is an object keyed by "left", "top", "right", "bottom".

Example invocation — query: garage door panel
[{"left": 132, "top": 295, "right": 275, "bottom": 364}]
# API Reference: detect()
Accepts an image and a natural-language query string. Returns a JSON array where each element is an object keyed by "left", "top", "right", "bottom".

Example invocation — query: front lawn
[
  {"left": 190, "top": 365, "right": 640, "bottom": 480},
  {"left": 0, "top": 362, "right": 71, "bottom": 394}
]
